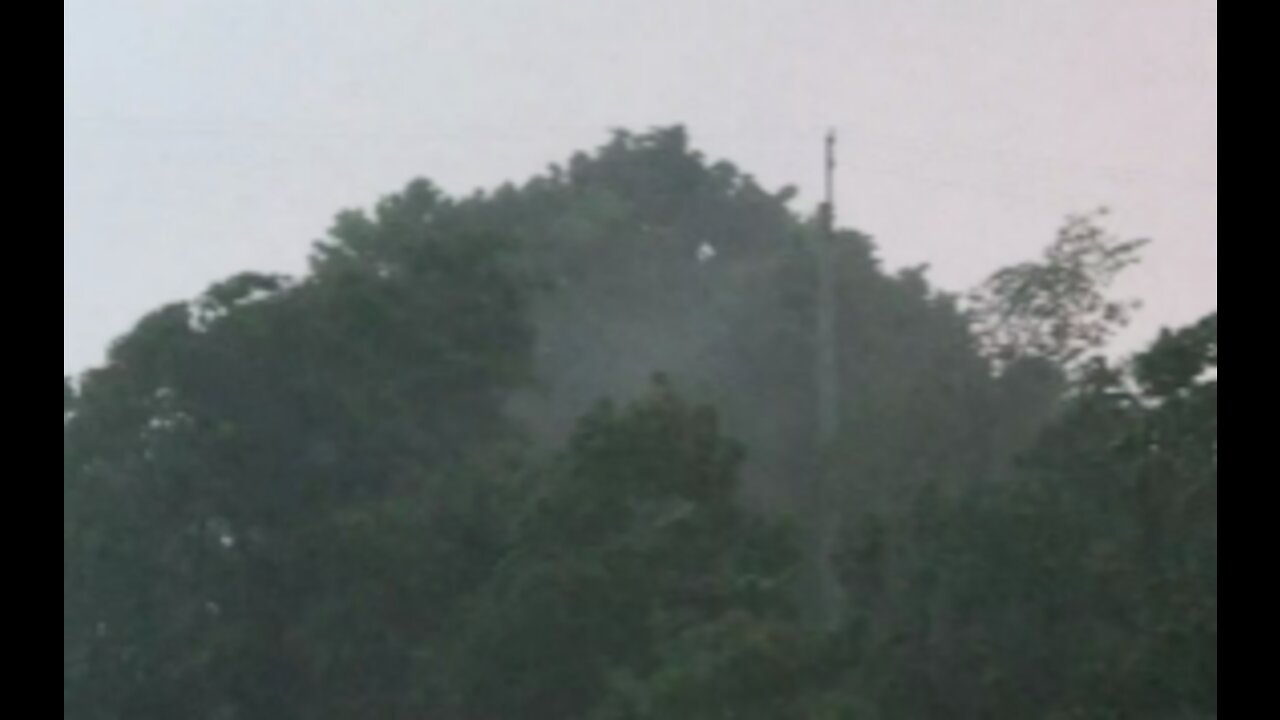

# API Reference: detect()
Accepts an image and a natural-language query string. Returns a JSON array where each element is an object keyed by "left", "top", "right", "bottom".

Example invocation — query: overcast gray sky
[{"left": 64, "top": 0, "right": 1217, "bottom": 374}]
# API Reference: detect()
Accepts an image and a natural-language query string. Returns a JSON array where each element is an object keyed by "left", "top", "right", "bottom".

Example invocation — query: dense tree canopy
[{"left": 65, "top": 127, "right": 1216, "bottom": 719}]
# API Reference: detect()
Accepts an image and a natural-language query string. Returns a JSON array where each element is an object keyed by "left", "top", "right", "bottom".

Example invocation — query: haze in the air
[{"left": 63, "top": 0, "right": 1217, "bottom": 373}]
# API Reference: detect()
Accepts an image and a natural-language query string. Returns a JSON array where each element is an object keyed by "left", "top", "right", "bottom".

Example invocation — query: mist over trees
[{"left": 65, "top": 127, "right": 1217, "bottom": 719}]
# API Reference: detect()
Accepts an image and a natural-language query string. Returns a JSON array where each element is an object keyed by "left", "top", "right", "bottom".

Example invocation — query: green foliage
[
  {"left": 968, "top": 210, "right": 1148, "bottom": 371},
  {"left": 593, "top": 612, "right": 840, "bottom": 720},
  {"left": 64, "top": 191, "right": 535, "bottom": 719},
  {"left": 834, "top": 313, "right": 1218, "bottom": 719},
  {"left": 445, "top": 381, "right": 802, "bottom": 719},
  {"left": 65, "top": 127, "right": 1213, "bottom": 719}
]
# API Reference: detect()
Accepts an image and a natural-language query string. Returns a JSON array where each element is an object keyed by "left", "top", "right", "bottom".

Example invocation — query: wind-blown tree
[{"left": 967, "top": 209, "right": 1148, "bottom": 373}]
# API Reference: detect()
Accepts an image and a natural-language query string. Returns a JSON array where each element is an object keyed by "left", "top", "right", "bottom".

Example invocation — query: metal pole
[{"left": 806, "top": 129, "right": 842, "bottom": 627}]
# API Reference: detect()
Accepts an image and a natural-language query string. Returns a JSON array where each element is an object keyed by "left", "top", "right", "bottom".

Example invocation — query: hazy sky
[{"left": 64, "top": 0, "right": 1217, "bottom": 374}]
